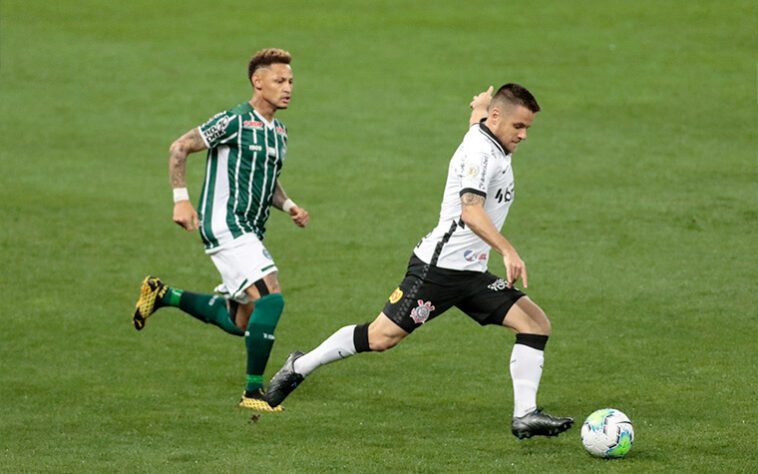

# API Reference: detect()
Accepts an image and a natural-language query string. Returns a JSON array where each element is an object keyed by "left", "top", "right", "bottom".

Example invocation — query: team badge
[
  {"left": 410, "top": 300, "right": 435, "bottom": 324},
  {"left": 262, "top": 248, "right": 273, "bottom": 261},
  {"left": 389, "top": 288, "right": 403, "bottom": 304}
]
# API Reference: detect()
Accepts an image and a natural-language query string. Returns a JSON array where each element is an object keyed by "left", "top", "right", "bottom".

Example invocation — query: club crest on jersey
[
  {"left": 410, "top": 300, "right": 435, "bottom": 324},
  {"left": 488, "top": 278, "right": 508, "bottom": 291},
  {"left": 389, "top": 288, "right": 403, "bottom": 304}
]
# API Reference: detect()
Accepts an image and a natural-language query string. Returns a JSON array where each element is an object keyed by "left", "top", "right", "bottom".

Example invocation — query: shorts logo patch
[
  {"left": 262, "top": 248, "right": 273, "bottom": 260},
  {"left": 488, "top": 278, "right": 508, "bottom": 291},
  {"left": 410, "top": 300, "right": 435, "bottom": 324},
  {"left": 389, "top": 288, "right": 403, "bottom": 304}
]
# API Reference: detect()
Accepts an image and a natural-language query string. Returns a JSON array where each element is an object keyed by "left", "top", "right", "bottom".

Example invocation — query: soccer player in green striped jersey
[{"left": 133, "top": 48, "right": 309, "bottom": 412}]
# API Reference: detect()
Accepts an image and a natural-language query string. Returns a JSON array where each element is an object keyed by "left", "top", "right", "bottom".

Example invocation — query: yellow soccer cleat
[
  {"left": 133, "top": 276, "right": 167, "bottom": 331},
  {"left": 239, "top": 389, "right": 284, "bottom": 412}
]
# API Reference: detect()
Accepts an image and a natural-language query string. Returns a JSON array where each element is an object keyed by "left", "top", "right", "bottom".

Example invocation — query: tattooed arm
[
  {"left": 460, "top": 191, "right": 527, "bottom": 287},
  {"left": 169, "top": 128, "right": 207, "bottom": 231},
  {"left": 272, "top": 181, "right": 309, "bottom": 228}
]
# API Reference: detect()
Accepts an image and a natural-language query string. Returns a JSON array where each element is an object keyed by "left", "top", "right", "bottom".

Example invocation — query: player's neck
[{"left": 249, "top": 96, "right": 276, "bottom": 122}]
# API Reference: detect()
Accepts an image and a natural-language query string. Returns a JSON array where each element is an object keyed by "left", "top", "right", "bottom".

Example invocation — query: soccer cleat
[
  {"left": 133, "top": 276, "right": 167, "bottom": 331},
  {"left": 264, "top": 351, "right": 305, "bottom": 407},
  {"left": 238, "top": 388, "right": 284, "bottom": 412},
  {"left": 511, "top": 409, "right": 574, "bottom": 439}
]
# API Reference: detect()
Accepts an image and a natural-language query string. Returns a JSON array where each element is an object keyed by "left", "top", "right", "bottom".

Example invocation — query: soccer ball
[{"left": 581, "top": 408, "right": 634, "bottom": 458}]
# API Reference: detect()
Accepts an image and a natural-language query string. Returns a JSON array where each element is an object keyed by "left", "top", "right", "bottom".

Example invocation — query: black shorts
[{"left": 382, "top": 254, "right": 526, "bottom": 333}]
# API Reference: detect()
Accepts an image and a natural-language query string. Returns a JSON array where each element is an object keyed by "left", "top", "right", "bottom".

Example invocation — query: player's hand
[
  {"left": 502, "top": 248, "right": 528, "bottom": 288},
  {"left": 173, "top": 200, "right": 199, "bottom": 231},
  {"left": 469, "top": 85, "right": 494, "bottom": 110},
  {"left": 290, "top": 206, "right": 309, "bottom": 228}
]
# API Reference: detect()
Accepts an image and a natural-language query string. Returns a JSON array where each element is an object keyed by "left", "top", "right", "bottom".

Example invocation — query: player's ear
[{"left": 489, "top": 105, "right": 501, "bottom": 121}]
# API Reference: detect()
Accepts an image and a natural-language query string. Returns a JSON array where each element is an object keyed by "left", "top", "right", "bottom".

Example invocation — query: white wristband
[
  {"left": 173, "top": 187, "right": 190, "bottom": 203},
  {"left": 282, "top": 198, "right": 297, "bottom": 213}
]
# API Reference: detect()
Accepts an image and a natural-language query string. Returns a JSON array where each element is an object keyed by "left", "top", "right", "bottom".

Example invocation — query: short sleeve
[
  {"left": 198, "top": 111, "right": 239, "bottom": 148},
  {"left": 459, "top": 150, "right": 495, "bottom": 198}
]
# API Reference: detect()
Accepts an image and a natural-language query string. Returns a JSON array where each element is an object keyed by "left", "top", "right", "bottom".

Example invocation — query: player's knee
[
  {"left": 367, "top": 315, "right": 408, "bottom": 352},
  {"left": 369, "top": 333, "right": 403, "bottom": 352},
  {"left": 529, "top": 305, "right": 551, "bottom": 335}
]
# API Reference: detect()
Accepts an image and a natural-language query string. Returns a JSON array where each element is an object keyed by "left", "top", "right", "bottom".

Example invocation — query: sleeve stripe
[
  {"left": 197, "top": 126, "right": 210, "bottom": 148},
  {"left": 459, "top": 187, "right": 486, "bottom": 198}
]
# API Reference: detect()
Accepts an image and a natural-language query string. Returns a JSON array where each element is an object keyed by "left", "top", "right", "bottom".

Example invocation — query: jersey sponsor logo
[
  {"left": 249, "top": 145, "right": 263, "bottom": 152},
  {"left": 389, "top": 287, "right": 403, "bottom": 304},
  {"left": 410, "top": 300, "right": 435, "bottom": 324},
  {"left": 243, "top": 120, "right": 264, "bottom": 129},
  {"left": 202, "top": 115, "right": 231, "bottom": 143},
  {"left": 487, "top": 278, "right": 508, "bottom": 291},
  {"left": 494, "top": 185, "right": 513, "bottom": 204},
  {"left": 463, "top": 250, "right": 488, "bottom": 262}
]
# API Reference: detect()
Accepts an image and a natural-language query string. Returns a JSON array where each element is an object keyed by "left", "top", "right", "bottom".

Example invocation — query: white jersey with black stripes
[{"left": 414, "top": 122, "right": 515, "bottom": 272}]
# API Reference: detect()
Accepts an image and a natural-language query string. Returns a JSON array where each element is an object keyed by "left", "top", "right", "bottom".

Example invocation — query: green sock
[
  {"left": 161, "top": 288, "right": 243, "bottom": 336},
  {"left": 245, "top": 294, "right": 285, "bottom": 392}
]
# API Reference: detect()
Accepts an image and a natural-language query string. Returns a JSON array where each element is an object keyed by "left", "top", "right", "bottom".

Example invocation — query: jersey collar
[
  {"left": 252, "top": 108, "right": 276, "bottom": 129},
  {"left": 477, "top": 119, "right": 508, "bottom": 155}
]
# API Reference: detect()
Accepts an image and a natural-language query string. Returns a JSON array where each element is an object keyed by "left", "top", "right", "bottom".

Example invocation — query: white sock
[
  {"left": 510, "top": 343, "right": 545, "bottom": 417},
  {"left": 293, "top": 325, "right": 357, "bottom": 376}
]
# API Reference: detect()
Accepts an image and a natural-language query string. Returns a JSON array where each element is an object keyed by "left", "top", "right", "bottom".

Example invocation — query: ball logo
[
  {"left": 410, "top": 300, "right": 435, "bottom": 324},
  {"left": 388, "top": 288, "right": 403, "bottom": 304}
]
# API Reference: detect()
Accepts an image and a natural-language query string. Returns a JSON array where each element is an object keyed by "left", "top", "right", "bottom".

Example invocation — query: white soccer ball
[{"left": 581, "top": 408, "right": 634, "bottom": 458}]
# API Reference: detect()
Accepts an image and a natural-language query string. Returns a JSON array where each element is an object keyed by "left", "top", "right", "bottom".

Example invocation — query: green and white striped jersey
[{"left": 196, "top": 101, "right": 288, "bottom": 251}]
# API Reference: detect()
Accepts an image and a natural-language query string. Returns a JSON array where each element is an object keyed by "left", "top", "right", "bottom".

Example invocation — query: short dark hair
[
  {"left": 491, "top": 83, "right": 540, "bottom": 113},
  {"left": 248, "top": 48, "right": 292, "bottom": 82}
]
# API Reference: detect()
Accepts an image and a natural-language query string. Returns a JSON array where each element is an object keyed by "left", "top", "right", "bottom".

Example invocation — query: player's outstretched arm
[
  {"left": 272, "top": 181, "right": 309, "bottom": 228},
  {"left": 469, "top": 86, "right": 493, "bottom": 126},
  {"left": 169, "top": 128, "right": 207, "bottom": 231},
  {"left": 460, "top": 192, "right": 527, "bottom": 288}
]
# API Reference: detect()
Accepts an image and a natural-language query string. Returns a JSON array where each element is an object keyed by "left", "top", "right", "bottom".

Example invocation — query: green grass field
[{"left": 1, "top": 1, "right": 756, "bottom": 471}]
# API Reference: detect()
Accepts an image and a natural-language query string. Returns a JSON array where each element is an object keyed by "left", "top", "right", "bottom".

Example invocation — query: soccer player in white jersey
[
  {"left": 132, "top": 48, "right": 309, "bottom": 412},
  {"left": 265, "top": 84, "right": 573, "bottom": 438}
]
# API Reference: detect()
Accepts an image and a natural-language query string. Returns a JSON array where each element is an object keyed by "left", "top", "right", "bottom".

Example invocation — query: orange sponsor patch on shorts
[{"left": 389, "top": 288, "right": 403, "bottom": 304}]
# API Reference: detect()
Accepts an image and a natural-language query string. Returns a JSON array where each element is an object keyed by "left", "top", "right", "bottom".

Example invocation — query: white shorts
[{"left": 207, "top": 233, "right": 278, "bottom": 304}]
